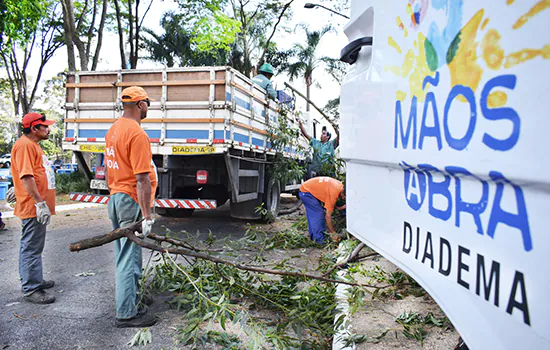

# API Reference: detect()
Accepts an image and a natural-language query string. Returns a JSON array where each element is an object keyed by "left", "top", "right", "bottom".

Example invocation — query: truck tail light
[
  {"left": 196, "top": 170, "right": 208, "bottom": 184},
  {"left": 95, "top": 166, "right": 105, "bottom": 180}
]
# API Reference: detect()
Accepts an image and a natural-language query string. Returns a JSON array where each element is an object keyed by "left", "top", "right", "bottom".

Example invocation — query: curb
[
  {"left": 332, "top": 242, "right": 356, "bottom": 350},
  {"left": 2, "top": 202, "right": 105, "bottom": 219}
]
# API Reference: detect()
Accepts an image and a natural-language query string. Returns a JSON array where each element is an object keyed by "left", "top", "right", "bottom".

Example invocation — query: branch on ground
[{"left": 69, "top": 225, "right": 387, "bottom": 289}]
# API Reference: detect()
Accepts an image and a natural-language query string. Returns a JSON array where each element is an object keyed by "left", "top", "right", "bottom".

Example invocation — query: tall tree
[
  {"left": 228, "top": 0, "right": 294, "bottom": 76},
  {"left": 174, "top": 0, "right": 294, "bottom": 76},
  {"left": 0, "top": 0, "right": 44, "bottom": 47},
  {"left": 112, "top": 0, "right": 154, "bottom": 69},
  {"left": 61, "top": 0, "right": 109, "bottom": 71},
  {"left": 0, "top": 1, "right": 64, "bottom": 129},
  {"left": 282, "top": 25, "right": 333, "bottom": 111},
  {"left": 142, "top": 11, "right": 228, "bottom": 67}
]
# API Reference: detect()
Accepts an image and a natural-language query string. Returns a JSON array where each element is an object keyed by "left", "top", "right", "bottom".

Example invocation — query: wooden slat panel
[
  {"left": 230, "top": 81, "right": 269, "bottom": 105},
  {"left": 66, "top": 75, "right": 76, "bottom": 103},
  {"left": 66, "top": 80, "right": 225, "bottom": 88},
  {"left": 215, "top": 85, "right": 226, "bottom": 101},
  {"left": 80, "top": 87, "right": 118, "bottom": 103},
  {"left": 80, "top": 74, "right": 118, "bottom": 83},
  {"left": 230, "top": 120, "right": 267, "bottom": 135},
  {"left": 167, "top": 71, "right": 212, "bottom": 81},
  {"left": 167, "top": 85, "right": 210, "bottom": 101},
  {"left": 122, "top": 72, "right": 162, "bottom": 83}
]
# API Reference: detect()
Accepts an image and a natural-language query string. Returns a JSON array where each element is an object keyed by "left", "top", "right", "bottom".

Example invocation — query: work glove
[
  {"left": 136, "top": 219, "right": 155, "bottom": 238},
  {"left": 35, "top": 202, "right": 51, "bottom": 225}
]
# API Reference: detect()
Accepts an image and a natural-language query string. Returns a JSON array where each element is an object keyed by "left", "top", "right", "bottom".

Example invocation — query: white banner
[{"left": 341, "top": 1, "right": 550, "bottom": 349}]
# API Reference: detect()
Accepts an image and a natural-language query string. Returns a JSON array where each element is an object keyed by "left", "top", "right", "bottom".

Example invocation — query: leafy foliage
[
  {"left": 128, "top": 328, "right": 152, "bottom": 347},
  {"left": 192, "top": 9, "right": 241, "bottom": 53},
  {"left": 244, "top": 224, "right": 318, "bottom": 250},
  {"left": 395, "top": 311, "right": 452, "bottom": 346},
  {"left": 196, "top": 330, "right": 242, "bottom": 349},
  {"left": 266, "top": 106, "right": 306, "bottom": 186},
  {"left": 147, "top": 222, "right": 345, "bottom": 348},
  {"left": 0, "top": 0, "right": 44, "bottom": 46},
  {"left": 55, "top": 171, "right": 90, "bottom": 194},
  {"left": 163, "top": 0, "right": 294, "bottom": 76},
  {"left": 281, "top": 24, "right": 334, "bottom": 100},
  {"left": 142, "top": 11, "right": 229, "bottom": 67}
]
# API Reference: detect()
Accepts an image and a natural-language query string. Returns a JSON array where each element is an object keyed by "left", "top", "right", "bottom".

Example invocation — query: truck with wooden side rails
[
  {"left": 62, "top": 66, "right": 306, "bottom": 219},
  {"left": 340, "top": 0, "right": 550, "bottom": 349}
]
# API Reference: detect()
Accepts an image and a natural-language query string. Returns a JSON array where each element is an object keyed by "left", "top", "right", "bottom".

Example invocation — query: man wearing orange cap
[
  {"left": 105, "top": 86, "right": 158, "bottom": 327},
  {"left": 11, "top": 112, "right": 57, "bottom": 304}
]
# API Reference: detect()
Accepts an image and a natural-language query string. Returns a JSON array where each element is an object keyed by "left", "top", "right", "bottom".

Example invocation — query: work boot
[
  {"left": 40, "top": 280, "right": 55, "bottom": 289},
  {"left": 23, "top": 290, "right": 55, "bottom": 304},
  {"left": 115, "top": 310, "right": 157, "bottom": 328}
]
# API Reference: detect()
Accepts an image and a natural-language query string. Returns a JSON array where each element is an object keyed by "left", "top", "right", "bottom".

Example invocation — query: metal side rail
[{"left": 69, "top": 193, "right": 217, "bottom": 209}]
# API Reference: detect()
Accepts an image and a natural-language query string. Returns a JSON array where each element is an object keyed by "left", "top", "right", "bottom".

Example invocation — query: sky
[{"left": 34, "top": 0, "right": 350, "bottom": 132}]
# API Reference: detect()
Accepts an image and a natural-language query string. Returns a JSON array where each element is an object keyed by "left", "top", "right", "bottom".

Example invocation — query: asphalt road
[{"left": 0, "top": 204, "right": 254, "bottom": 350}]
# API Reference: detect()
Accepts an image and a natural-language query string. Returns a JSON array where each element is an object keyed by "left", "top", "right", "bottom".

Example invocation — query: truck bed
[{"left": 62, "top": 66, "right": 304, "bottom": 158}]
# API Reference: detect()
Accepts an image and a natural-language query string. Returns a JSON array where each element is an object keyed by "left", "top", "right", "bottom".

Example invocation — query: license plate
[
  {"left": 79, "top": 144, "right": 105, "bottom": 153},
  {"left": 90, "top": 179, "right": 108, "bottom": 190},
  {"left": 172, "top": 146, "right": 216, "bottom": 155}
]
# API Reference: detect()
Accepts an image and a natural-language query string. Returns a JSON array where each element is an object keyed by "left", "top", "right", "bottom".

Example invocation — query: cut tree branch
[
  {"left": 70, "top": 225, "right": 386, "bottom": 289},
  {"left": 284, "top": 81, "right": 339, "bottom": 132},
  {"left": 258, "top": 0, "right": 294, "bottom": 67}
]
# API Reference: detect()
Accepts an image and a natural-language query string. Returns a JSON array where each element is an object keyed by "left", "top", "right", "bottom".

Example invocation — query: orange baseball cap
[
  {"left": 120, "top": 86, "right": 153, "bottom": 102},
  {"left": 22, "top": 112, "right": 55, "bottom": 128}
]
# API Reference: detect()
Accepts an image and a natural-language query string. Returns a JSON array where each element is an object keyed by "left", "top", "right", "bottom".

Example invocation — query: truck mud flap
[{"left": 69, "top": 193, "right": 217, "bottom": 209}]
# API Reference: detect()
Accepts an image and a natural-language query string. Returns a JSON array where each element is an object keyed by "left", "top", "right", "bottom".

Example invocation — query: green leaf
[
  {"left": 424, "top": 39, "right": 438, "bottom": 72},
  {"left": 447, "top": 30, "right": 462, "bottom": 64}
]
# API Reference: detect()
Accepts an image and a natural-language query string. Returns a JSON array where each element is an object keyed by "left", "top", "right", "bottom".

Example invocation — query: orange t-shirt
[
  {"left": 11, "top": 136, "right": 56, "bottom": 219},
  {"left": 105, "top": 117, "right": 157, "bottom": 204},
  {"left": 299, "top": 177, "right": 343, "bottom": 213}
]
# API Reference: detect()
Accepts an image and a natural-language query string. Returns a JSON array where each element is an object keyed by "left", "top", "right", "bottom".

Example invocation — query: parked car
[{"left": 0, "top": 154, "right": 10, "bottom": 168}]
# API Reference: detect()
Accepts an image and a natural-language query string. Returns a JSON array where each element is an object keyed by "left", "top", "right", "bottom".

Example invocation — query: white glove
[
  {"left": 35, "top": 202, "right": 51, "bottom": 225},
  {"left": 136, "top": 219, "right": 155, "bottom": 238}
]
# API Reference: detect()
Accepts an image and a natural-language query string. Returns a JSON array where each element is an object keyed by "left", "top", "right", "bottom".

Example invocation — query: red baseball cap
[{"left": 22, "top": 113, "right": 55, "bottom": 128}]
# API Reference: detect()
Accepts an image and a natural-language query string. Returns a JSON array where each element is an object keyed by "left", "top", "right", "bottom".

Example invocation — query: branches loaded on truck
[
  {"left": 340, "top": 1, "right": 550, "bottom": 349},
  {"left": 62, "top": 66, "right": 305, "bottom": 220}
]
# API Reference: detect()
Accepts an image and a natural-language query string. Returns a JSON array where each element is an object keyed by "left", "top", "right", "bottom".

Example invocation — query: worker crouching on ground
[
  {"left": 252, "top": 63, "right": 278, "bottom": 100},
  {"left": 104, "top": 86, "right": 158, "bottom": 328},
  {"left": 299, "top": 177, "right": 346, "bottom": 244},
  {"left": 11, "top": 112, "right": 57, "bottom": 304}
]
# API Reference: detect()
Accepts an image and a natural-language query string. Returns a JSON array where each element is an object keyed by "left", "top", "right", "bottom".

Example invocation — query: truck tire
[
  {"left": 156, "top": 208, "right": 171, "bottom": 217},
  {"left": 262, "top": 178, "right": 281, "bottom": 222}
]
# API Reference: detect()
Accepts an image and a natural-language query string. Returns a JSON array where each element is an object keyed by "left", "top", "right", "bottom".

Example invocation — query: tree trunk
[
  {"left": 91, "top": 0, "right": 108, "bottom": 71},
  {"left": 127, "top": 0, "right": 135, "bottom": 68},
  {"left": 113, "top": 0, "right": 127, "bottom": 69},
  {"left": 61, "top": 0, "right": 76, "bottom": 72},
  {"left": 306, "top": 83, "right": 311, "bottom": 112},
  {"left": 257, "top": 0, "right": 294, "bottom": 69}
]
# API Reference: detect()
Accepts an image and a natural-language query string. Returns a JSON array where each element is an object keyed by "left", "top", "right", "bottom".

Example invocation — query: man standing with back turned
[
  {"left": 11, "top": 112, "right": 57, "bottom": 304},
  {"left": 105, "top": 86, "right": 157, "bottom": 327}
]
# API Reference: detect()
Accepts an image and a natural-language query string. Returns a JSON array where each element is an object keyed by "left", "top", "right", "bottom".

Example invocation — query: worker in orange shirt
[
  {"left": 104, "top": 86, "right": 158, "bottom": 328},
  {"left": 299, "top": 176, "right": 346, "bottom": 244},
  {"left": 11, "top": 112, "right": 57, "bottom": 304}
]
